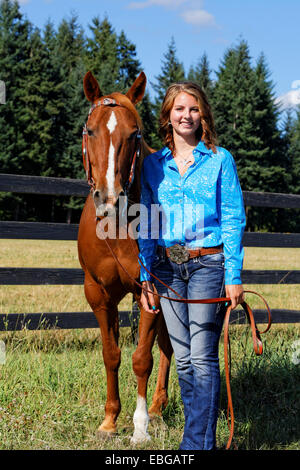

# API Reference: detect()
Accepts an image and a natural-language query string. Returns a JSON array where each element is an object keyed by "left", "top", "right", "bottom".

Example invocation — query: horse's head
[{"left": 82, "top": 71, "right": 146, "bottom": 218}]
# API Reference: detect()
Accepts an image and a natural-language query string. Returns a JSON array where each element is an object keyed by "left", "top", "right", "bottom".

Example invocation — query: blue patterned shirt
[{"left": 138, "top": 140, "right": 246, "bottom": 285}]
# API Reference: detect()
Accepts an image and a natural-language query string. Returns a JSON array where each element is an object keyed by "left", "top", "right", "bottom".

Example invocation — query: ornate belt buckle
[{"left": 168, "top": 244, "right": 190, "bottom": 264}]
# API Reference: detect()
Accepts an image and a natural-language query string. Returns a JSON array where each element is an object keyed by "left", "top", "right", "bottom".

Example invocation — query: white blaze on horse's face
[
  {"left": 106, "top": 111, "right": 118, "bottom": 204},
  {"left": 90, "top": 98, "right": 140, "bottom": 219},
  {"left": 93, "top": 110, "right": 119, "bottom": 218}
]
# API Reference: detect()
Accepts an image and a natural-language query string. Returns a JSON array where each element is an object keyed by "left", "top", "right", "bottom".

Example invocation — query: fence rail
[{"left": 0, "top": 173, "right": 299, "bottom": 331}]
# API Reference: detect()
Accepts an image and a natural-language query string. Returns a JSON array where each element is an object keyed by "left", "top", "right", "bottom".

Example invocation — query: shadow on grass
[{"left": 219, "top": 356, "right": 300, "bottom": 450}]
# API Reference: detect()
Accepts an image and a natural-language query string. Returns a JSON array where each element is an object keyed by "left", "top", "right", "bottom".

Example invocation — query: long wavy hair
[{"left": 159, "top": 81, "right": 217, "bottom": 154}]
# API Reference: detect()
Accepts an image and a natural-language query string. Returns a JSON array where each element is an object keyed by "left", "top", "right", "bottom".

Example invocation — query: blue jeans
[{"left": 152, "top": 249, "right": 225, "bottom": 450}]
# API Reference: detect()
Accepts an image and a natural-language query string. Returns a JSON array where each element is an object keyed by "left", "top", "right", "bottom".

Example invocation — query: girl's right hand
[{"left": 140, "top": 281, "right": 160, "bottom": 314}]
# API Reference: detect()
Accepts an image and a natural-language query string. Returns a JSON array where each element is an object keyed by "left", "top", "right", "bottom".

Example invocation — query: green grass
[
  {"left": 0, "top": 324, "right": 299, "bottom": 450},
  {"left": 0, "top": 241, "right": 299, "bottom": 449}
]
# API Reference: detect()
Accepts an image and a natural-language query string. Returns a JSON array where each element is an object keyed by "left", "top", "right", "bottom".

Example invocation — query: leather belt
[{"left": 157, "top": 244, "right": 223, "bottom": 264}]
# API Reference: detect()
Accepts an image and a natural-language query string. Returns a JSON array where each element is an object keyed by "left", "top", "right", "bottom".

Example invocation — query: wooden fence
[{"left": 0, "top": 172, "right": 300, "bottom": 331}]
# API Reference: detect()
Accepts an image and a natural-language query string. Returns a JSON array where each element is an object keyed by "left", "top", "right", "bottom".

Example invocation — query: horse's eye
[
  {"left": 128, "top": 130, "right": 138, "bottom": 140},
  {"left": 87, "top": 128, "right": 94, "bottom": 137}
]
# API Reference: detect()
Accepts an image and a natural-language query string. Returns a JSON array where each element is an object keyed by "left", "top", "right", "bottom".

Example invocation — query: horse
[{"left": 77, "top": 70, "right": 173, "bottom": 443}]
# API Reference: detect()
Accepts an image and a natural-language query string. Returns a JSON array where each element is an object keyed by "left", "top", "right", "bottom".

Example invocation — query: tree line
[{"left": 0, "top": 0, "right": 299, "bottom": 231}]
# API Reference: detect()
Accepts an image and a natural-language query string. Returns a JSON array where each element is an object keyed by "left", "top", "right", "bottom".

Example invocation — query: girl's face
[{"left": 169, "top": 92, "right": 201, "bottom": 140}]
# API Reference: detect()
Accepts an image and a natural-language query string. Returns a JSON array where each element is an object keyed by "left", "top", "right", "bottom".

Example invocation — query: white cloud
[
  {"left": 276, "top": 82, "right": 300, "bottom": 110},
  {"left": 181, "top": 9, "right": 215, "bottom": 27},
  {"left": 128, "top": 0, "right": 188, "bottom": 9},
  {"left": 127, "top": 1, "right": 216, "bottom": 28},
  {"left": 276, "top": 90, "right": 300, "bottom": 110}
]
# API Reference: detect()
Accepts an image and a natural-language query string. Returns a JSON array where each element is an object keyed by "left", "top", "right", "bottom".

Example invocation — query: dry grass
[{"left": 0, "top": 241, "right": 299, "bottom": 313}]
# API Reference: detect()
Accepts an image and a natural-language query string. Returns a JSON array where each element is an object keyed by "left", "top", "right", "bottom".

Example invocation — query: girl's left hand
[{"left": 225, "top": 284, "right": 245, "bottom": 310}]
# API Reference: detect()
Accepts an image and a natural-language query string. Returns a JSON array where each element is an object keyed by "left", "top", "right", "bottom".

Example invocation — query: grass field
[{"left": 0, "top": 240, "right": 299, "bottom": 450}]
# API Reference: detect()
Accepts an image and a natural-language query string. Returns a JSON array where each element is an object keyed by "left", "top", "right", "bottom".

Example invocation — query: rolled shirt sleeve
[
  {"left": 218, "top": 149, "right": 246, "bottom": 285},
  {"left": 138, "top": 158, "right": 158, "bottom": 282}
]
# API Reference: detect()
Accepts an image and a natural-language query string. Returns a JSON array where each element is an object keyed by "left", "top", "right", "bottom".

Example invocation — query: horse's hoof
[
  {"left": 130, "top": 431, "right": 151, "bottom": 445},
  {"left": 149, "top": 412, "right": 162, "bottom": 421},
  {"left": 96, "top": 429, "right": 117, "bottom": 441},
  {"left": 149, "top": 414, "right": 168, "bottom": 430}
]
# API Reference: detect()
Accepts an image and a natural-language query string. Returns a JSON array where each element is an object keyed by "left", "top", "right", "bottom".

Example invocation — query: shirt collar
[{"left": 157, "top": 140, "right": 213, "bottom": 160}]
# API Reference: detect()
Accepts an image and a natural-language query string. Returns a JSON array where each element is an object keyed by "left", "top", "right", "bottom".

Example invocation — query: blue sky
[{"left": 17, "top": 0, "right": 300, "bottom": 111}]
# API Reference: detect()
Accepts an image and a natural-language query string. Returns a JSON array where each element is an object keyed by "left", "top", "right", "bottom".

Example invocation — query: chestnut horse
[{"left": 77, "top": 71, "right": 172, "bottom": 443}]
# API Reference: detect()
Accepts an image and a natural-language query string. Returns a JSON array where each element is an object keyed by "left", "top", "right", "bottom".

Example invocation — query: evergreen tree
[
  {"left": 136, "top": 91, "right": 157, "bottom": 150},
  {"left": 252, "top": 53, "right": 289, "bottom": 191},
  {"left": 117, "top": 30, "right": 141, "bottom": 91},
  {"left": 52, "top": 14, "right": 87, "bottom": 179},
  {"left": 213, "top": 40, "right": 258, "bottom": 169},
  {"left": 0, "top": 0, "right": 33, "bottom": 221},
  {"left": 85, "top": 16, "right": 119, "bottom": 94},
  {"left": 152, "top": 36, "right": 185, "bottom": 104},
  {"left": 51, "top": 15, "right": 87, "bottom": 221},
  {"left": 213, "top": 40, "right": 290, "bottom": 230},
  {"left": 18, "top": 27, "right": 61, "bottom": 176},
  {"left": 151, "top": 37, "right": 185, "bottom": 148},
  {"left": 289, "top": 106, "right": 300, "bottom": 196},
  {"left": 274, "top": 109, "right": 300, "bottom": 232},
  {"left": 0, "top": 0, "right": 32, "bottom": 173},
  {"left": 188, "top": 52, "right": 214, "bottom": 101}
]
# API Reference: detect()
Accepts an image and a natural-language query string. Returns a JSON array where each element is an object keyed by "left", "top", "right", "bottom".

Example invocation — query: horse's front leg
[
  {"left": 131, "top": 305, "right": 159, "bottom": 444},
  {"left": 148, "top": 312, "right": 173, "bottom": 418},
  {"left": 84, "top": 273, "right": 121, "bottom": 437}
]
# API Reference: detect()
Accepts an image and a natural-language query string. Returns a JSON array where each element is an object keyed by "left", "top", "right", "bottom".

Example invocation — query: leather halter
[{"left": 82, "top": 97, "right": 142, "bottom": 192}]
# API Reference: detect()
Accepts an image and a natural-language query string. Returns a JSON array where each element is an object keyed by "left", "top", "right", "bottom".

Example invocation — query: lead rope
[{"left": 97, "top": 222, "right": 272, "bottom": 450}]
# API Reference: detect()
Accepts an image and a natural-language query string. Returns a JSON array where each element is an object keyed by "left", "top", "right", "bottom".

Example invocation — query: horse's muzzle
[{"left": 93, "top": 189, "right": 117, "bottom": 217}]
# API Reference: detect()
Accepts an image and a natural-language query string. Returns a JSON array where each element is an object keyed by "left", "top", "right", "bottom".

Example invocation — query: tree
[
  {"left": 85, "top": 16, "right": 119, "bottom": 95},
  {"left": 18, "top": 27, "right": 63, "bottom": 177},
  {"left": 151, "top": 37, "right": 185, "bottom": 148},
  {"left": 252, "top": 53, "right": 289, "bottom": 189},
  {"left": 117, "top": 30, "right": 141, "bottom": 91},
  {"left": 50, "top": 15, "right": 87, "bottom": 222},
  {"left": 289, "top": 107, "right": 300, "bottom": 196},
  {"left": 152, "top": 36, "right": 185, "bottom": 105},
  {"left": 0, "top": 0, "right": 32, "bottom": 174},
  {"left": 213, "top": 40, "right": 291, "bottom": 230},
  {"left": 274, "top": 109, "right": 300, "bottom": 232},
  {"left": 213, "top": 40, "right": 258, "bottom": 166},
  {"left": 188, "top": 52, "right": 214, "bottom": 101}
]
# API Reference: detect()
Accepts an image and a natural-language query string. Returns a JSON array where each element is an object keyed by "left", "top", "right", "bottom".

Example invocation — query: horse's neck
[{"left": 130, "top": 139, "right": 154, "bottom": 203}]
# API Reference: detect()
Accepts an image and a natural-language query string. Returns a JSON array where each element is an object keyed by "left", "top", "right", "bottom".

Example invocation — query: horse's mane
[
  {"left": 109, "top": 91, "right": 154, "bottom": 158},
  {"left": 105, "top": 92, "right": 154, "bottom": 201},
  {"left": 110, "top": 92, "right": 143, "bottom": 130}
]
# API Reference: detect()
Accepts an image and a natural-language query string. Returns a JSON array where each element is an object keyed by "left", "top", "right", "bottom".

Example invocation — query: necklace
[{"left": 174, "top": 151, "right": 194, "bottom": 167}]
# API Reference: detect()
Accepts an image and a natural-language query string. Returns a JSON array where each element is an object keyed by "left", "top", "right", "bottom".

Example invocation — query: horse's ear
[
  {"left": 126, "top": 71, "right": 146, "bottom": 105},
  {"left": 83, "top": 71, "right": 103, "bottom": 102}
]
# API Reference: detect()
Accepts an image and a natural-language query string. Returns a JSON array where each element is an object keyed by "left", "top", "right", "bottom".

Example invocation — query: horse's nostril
[{"left": 94, "top": 190, "right": 100, "bottom": 198}]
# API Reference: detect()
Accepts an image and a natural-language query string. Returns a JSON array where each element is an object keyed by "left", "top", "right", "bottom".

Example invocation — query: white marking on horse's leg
[
  {"left": 131, "top": 395, "right": 151, "bottom": 444},
  {"left": 107, "top": 110, "right": 117, "bottom": 134}
]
